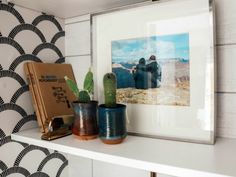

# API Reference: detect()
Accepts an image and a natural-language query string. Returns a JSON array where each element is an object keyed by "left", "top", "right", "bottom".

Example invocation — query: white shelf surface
[{"left": 12, "top": 128, "right": 236, "bottom": 177}]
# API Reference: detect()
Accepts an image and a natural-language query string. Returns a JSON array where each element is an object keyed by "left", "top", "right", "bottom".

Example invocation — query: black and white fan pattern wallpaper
[{"left": 0, "top": 1, "right": 68, "bottom": 176}]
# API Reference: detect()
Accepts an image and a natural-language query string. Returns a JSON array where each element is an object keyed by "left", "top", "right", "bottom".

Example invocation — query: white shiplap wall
[
  {"left": 65, "top": 15, "right": 92, "bottom": 90},
  {"left": 65, "top": 0, "right": 236, "bottom": 139},
  {"left": 215, "top": 0, "right": 236, "bottom": 138}
]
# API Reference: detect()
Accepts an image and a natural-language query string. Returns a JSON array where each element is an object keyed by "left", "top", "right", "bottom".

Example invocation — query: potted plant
[
  {"left": 98, "top": 73, "right": 127, "bottom": 144},
  {"left": 64, "top": 68, "right": 98, "bottom": 140}
]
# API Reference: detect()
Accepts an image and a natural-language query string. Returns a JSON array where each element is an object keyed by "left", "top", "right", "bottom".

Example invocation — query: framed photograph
[{"left": 92, "top": 0, "right": 216, "bottom": 144}]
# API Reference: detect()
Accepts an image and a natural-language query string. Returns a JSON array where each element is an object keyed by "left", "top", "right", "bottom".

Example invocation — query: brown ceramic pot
[{"left": 72, "top": 101, "right": 98, "bottom": 140}]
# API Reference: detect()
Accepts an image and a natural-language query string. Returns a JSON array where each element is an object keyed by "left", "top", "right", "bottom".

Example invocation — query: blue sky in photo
[{"left": 112, "top": 33, "right": 189, "bottom": 63}]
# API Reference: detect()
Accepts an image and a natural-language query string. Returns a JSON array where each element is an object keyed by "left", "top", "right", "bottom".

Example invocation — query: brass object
[
  {"left": 150, "top": 172, "right": 157, "bottom": 177},
  {"left": 41, "top": 115, "right": 74, "bottom": 141}
]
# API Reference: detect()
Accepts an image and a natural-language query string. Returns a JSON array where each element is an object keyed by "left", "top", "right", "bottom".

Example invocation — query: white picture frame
[{"left": 92, "top": 0, "right": 216, "bottom": 144}]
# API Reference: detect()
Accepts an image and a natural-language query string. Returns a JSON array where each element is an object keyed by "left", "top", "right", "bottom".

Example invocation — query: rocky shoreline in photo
[{"left": 117, "top": 80, "right": 190, "bottom": 106}]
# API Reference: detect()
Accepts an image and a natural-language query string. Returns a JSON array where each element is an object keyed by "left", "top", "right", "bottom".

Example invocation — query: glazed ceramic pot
[
  {"left": 72, "top": 101, "right": 98, "bottom": 140},
  {"left": 98, "top": 104, "right": 127, "bottom": 144}
]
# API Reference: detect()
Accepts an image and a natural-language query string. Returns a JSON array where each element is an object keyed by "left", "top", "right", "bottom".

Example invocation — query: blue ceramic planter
[{"left": 98, "top": 104, "right": 127, "bottom": 144}]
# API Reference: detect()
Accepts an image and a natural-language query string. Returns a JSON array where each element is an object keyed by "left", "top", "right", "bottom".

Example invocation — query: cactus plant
[
  {"left": 103, "top": 73, "right": 117, "bottom": 107},
  {"left": 64, "top": 76, "right": 80, "bottom": 98},
  {"left": 78, "top": 90, "right": 91, "bottom": 103},
  {"left": 83, "top": 68, "right": 94, "bottom": 94},
  {"left": 65, "top": 68, "right": 94, "bottom": 103},
  {"left": 99, "top": 72, "right": 127, "bottom": 144}
]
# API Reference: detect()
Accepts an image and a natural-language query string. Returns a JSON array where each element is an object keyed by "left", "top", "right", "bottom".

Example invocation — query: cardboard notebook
[{"left": 24, "top": 63, "right": 77, "bottom": 133}]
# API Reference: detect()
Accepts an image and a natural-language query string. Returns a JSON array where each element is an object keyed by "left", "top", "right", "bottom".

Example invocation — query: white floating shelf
[{"left": 12, "top": 128, "right": 236, "bottom": 177}]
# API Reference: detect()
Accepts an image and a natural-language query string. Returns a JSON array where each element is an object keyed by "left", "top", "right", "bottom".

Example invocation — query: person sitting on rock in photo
[
  {"left": 146, "top": 55, "right": 162, "bottom": 88},
  {"left": 133, "top": 58, "right": 149, "bottom": 89}
]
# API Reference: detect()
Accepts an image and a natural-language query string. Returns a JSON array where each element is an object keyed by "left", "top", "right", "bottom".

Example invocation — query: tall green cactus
[{"left": 103, "top": 73, "right": 117, "bottom": 107}]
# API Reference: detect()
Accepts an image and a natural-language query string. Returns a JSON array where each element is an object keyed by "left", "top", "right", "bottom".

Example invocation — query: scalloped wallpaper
[{"left": 0, "top": 2, "right": 68, "bottom": 177}]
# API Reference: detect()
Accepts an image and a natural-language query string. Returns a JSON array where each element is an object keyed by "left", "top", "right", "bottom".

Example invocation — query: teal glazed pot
[
  {"left": 98, "top": 104, "right": 127, "bottom": 144},
  {"left": 72, "top": 101, "right": 98, "bottom": 140}
]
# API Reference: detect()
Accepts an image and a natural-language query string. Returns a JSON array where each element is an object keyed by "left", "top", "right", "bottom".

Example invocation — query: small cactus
[
  {"left": 103, "top": 73, "right": 117, "bottom": 107},
  {"left": 83, "top": 68, "right": 94, "bottom": 94},
  {"left": 78, "top": 90, "right": 90, "bottom": 103},
  {"left": 64, "top": 68, "right": 93, "bottom": 103},
  {"left": 64, "top": 76, "right": 80, "bottom": 98}
]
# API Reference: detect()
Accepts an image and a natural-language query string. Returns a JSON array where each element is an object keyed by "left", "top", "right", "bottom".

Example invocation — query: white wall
[
  {"left": 215, "top": 0, "right": 236, "bottom": 138},
  {"left": 65, "top": 15, "right": 92, "bottom": 90}
]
